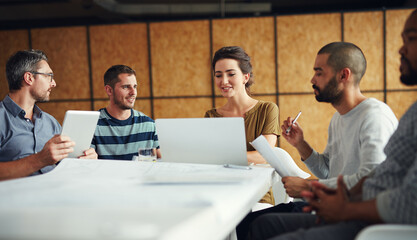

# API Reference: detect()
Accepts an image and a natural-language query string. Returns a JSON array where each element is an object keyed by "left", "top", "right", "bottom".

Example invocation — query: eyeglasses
[{"left": 31, "top": 71, "right": 54, "bottom": 82}]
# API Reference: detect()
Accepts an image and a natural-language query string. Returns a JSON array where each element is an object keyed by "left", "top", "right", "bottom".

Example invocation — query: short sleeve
[{"left": 261, "top": 102, "right": 280, "bottom": 136}]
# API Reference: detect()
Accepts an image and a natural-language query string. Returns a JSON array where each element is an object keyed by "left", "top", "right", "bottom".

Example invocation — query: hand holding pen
[{"left": 286, "top": 111, "right": 302, "bottom": 134}]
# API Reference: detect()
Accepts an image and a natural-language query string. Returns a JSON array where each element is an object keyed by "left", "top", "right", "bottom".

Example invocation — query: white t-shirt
[{"left": 304, "top": 98, "right": 398, "bottom": 189}]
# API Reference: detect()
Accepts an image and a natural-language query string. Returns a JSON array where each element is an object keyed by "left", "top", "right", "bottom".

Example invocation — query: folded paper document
[{"left": 250, "top": 135, "right": 310, "bottom": 179}]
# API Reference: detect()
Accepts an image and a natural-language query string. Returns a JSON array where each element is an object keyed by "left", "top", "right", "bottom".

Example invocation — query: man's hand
[
  {"left": 302, "top": 175, "right": 350, "bottom": 223},
  {"left": 282, "top": 176, "right": 311, "bottom": 198},
  {"left": 281, "top": 117, "right": 313, "bottom": 160},
  {"left": 348, "top": 176, "right": 367, "bottom": 201},
  {"left": 281, "top": 117, "right": 304, "bottom": 147},
  {"left": 78, "top": 148, "right": 98, "bottom": 159},
  {"left": 37, "top": 135, "right": 75, "bottom": 165}
]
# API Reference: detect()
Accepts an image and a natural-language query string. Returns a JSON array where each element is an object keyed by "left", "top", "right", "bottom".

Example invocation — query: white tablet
[{"left": 61, "top": 110, "right": 100, "bottom": 158}]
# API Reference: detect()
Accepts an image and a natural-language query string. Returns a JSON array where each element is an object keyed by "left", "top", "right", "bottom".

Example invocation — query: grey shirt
[
  {"left": 0, "top": 95, "right": 61, "bottom": 175},
  {"left": 304, "top": 98, "right": 398, "bottom": 189},
  {"left": 363, "top": 101, "right": 417, "bottom": 224}
]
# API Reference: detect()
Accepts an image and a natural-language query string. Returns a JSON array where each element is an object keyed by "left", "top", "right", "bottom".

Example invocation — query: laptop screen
[{"left": 155, "top": 117, "right": 248, "bottom": 166}]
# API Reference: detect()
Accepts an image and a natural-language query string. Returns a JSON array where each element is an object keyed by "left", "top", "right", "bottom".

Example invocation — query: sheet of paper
[{"left": 250, "top": 135, "right": 310, "bottom": 179}]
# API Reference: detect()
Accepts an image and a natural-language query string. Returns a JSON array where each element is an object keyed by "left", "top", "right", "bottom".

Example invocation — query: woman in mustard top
[{"left": 205, "top": 46, "right": 280, "bottom": 205}]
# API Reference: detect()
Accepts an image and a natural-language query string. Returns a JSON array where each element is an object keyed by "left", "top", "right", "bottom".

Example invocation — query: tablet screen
[{"left": 61, "top": 110, "right": 100, "bottom": 158}]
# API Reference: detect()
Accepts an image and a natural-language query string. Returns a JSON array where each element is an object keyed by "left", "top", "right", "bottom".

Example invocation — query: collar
[{"left": 2, "top": 95, "right": 42, "bottom": 119}]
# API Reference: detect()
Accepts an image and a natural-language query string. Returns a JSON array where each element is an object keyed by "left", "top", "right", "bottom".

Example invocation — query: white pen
[
  {"left": 223, "top": 164, "right": 252, "bottom": 170},
  {"left": 286, "top": 111, "right": 302, "bottom": 134}
]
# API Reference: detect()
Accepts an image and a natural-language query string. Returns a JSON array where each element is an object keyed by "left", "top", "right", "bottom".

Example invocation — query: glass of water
[{"left": 137, "top": 148, "right": 157, "bottom": 162}]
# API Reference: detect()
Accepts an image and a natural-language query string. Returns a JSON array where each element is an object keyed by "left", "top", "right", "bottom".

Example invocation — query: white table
[{"left": 0, "top": 159, "right": 275, "bottom": 240}]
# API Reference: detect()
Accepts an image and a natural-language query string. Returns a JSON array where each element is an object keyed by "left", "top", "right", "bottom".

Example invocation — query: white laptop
[
  {"left": 61, "top": 110, "right": 100, "bottom": 158},
  {"left": 155, "top": 118, "right": 248, "bottom": 166}
]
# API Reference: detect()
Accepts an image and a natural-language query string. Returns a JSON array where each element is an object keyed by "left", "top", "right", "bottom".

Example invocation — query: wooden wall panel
[
  {"left": 387, "top": 91, "right": 417, "bottom": 119},
  {"left": 363, "top": 92, "right": 384, "bottom": 102},
  {"left": 37, "top": 101, "right": 91, "bottom": 124},
  {"left": 344, "top": 11, "right": 384, "bottom": 91},
  {"left": 212, "top": 17, "right": 276, "bottom": 95},
  {"left": 154, "top": 98, "right": 212, "bottom": 118},
  {"left": 150, "top": 20, "right": 211, "bottom": 97},
  {"left": 277, "top": 13, "right": 341, "bottom": 93},
  {"left": 94, "top": 99, "right": 152, "bottom": 118},
  {"left": 89, "top": 23, "right": 150, "bottom": 99},
  {"left": 31, "top": 26, "right": 90, "bottom": 100},
  {"left": 278, "top": 94, "right": 335, "bottom": 176},
  {"left": 0, "top": 30, "right": 29, "bottom": 100},
  {"left": 386, "top": 9, "right": 416, "bottom": 90},
  {"left": 255, "top": 95, "right": 278, "bottom": 105}
]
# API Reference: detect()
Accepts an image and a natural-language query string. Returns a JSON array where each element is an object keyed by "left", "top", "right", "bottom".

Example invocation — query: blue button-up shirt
[{"left": 0, "top": 95, "right": 61, "bottom": 175}]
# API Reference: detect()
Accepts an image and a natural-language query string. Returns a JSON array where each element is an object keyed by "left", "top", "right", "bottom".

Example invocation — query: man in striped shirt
[{"left": 91, "top": 65, "right": 160, "bottom": 160}]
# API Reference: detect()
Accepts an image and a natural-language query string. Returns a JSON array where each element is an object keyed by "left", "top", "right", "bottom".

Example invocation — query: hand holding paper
[{"left": 250, "top": 135, "right": 310, "bottom": 179}]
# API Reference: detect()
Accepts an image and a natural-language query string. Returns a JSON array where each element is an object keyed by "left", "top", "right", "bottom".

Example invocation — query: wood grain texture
[
  {"left": 344, "top": 11, "right": 384, "bottom": 90},
  {"left": 89, "top": 23, "right": 150, "bottom": 99},
  {"left": 150, "top": 20, "right": 211, "bottom": 97},
  {"left": 0, "top": 30, "right": 29, "bottom": 99},
  {"left": 31, "top": 26, "right": 90, "bottom": 100},
  {"left": 277, "top": 13, "right": 341, "bottom": 93},
  {"left": 363, "top": 92, "right": 384, "bottom": 102},
  {"left": 37, "top": 101, "right": 91, "bottom": 125},
  {"left": 154, "top": 97, "right": 212, "bottom": 118},
  {"left": 278, "top": 94, "right": 335, "bottom": 177},
  {"left": 212, "top": 17, "right": 276, "bottom": 95},
  {"left": 387, "top": 91, "right": 417, "bottom": 119}
]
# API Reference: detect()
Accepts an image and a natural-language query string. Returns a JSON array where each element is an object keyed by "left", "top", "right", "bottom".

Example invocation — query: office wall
[{"left": 1, "top": 9, "right": 416, "bottom": 176}]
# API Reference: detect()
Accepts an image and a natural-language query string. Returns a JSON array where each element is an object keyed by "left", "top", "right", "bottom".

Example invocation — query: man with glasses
[{"left": 0, "top": 49, "right": 97, "bottom": 181}]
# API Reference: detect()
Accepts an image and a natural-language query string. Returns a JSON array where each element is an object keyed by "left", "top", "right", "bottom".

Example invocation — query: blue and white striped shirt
[{"left": 91, "top": 108, "right": 159, "bottom": 160}]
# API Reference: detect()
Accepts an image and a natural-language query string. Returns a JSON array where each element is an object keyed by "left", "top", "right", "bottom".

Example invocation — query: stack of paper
[{"left": 250, "top": 135, "right": 310, "bottom": 179}]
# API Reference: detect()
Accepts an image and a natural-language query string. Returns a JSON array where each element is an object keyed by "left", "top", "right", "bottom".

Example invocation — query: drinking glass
[{"left": 137, "top": 148, "right": 157, "bottom": 162}]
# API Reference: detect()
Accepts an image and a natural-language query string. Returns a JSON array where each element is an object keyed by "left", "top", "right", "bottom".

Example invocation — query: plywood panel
[
  {"left": 0, "top": 30, "right": 29, "bottom": 100},
  {"left": 255, "top": 95, "right": 278, "bottom": 105},
  {"left": 212, "top": 17, "right": 276, "bottom": 95},
  {"left": 387, "top": 91, "right": 417, "bottom": 119},
  {"left": 363, "top": 91, "right": 384, "bottom": 102},
  {"left": 277, "top": 13, "right": 341, "bottom": 93},
  {"left": 94, "top": 99, "right": 152, "bottom": 118},
  {"left": 89, "top": 23, "right": 150, "bottom": 99},
  {"left": 31, "top": 26, "right": 90, "bottom": 100},
  {"left": 278, "top": 94, "right": 335, "bottom": 177},
  {"left": 37, "top": 101, "right": 91, "bottom": 125},
  {"left": 154, "top": 97, "right": 212, "bottom": 118},
  {"left": 344, "top": 11, "right": 384, "bottom": 91},
  {"left": 386, "top": 9, "right": 417, "bottom": 90},
  {"left": 150, "top": 20, "right": 211, "bottom": 97}
]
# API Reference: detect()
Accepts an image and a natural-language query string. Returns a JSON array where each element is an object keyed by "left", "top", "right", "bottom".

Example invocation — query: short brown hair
[{"left": 104, "top": 65, "right": 136, "bottom": 88}]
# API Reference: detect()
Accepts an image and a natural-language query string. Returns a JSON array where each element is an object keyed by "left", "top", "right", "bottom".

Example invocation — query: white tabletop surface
[{"left": 0, "top": 159, "right": 275, "bottom": 240}]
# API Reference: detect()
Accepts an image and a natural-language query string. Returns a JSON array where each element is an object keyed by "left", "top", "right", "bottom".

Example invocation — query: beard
[
  {"left": 400, "top": 56, "right": 417, "bottom": 86},
  {"left": 31, "top": 88, "right": 50, "bottom": 103},
  {"left": 313, "top": 75, "right": 343, "bottom": 104},
  {"left": 114, "top": 95, "right": 135, "bottom": 110}
]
